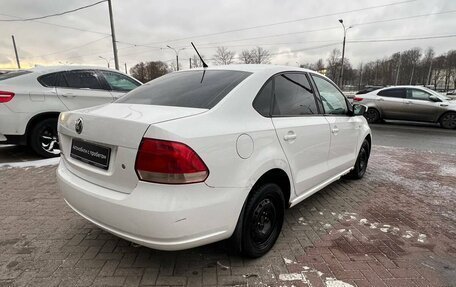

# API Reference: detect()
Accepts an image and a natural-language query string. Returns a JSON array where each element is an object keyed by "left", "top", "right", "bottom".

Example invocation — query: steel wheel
[{"left": 250, "top": 198, "right": 277, "bottom": 249}]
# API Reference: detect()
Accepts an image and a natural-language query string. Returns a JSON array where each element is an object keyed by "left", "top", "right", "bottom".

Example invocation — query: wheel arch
[
  {"left": 25, "top": 112, "right": 61, "bottom": 144},
  {"left": 249, "top": 168, "right": 292, "bottom": 208}
]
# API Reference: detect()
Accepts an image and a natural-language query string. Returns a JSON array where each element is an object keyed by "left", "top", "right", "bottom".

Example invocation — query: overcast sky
[{"left": 1, "top": 0, "right": 455, "bottom": 71}]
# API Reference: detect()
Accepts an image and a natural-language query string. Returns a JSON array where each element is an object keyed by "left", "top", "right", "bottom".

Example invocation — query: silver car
[{"left": 354, "top": 86, "right": 456, "bottom": 129}]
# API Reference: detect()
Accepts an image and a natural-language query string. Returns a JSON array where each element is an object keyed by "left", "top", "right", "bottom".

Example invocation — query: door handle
[
  {"left": 283, "top": 132, "right": 297, "bottom": 142},
  {"left": 331, "top": 127, "right": 340, "bottom": 134},
  {"left": 404, "top": 100, "right": 413, "bottom": 104},
  {"left": 61, "top": 93, "right": 75, "bottom": 98},
  {"left": 440, "top": 104, "right": 449, "bottom": 107},
  {"left": 377, "top": 98, "right": 384, "bottom": 101}
]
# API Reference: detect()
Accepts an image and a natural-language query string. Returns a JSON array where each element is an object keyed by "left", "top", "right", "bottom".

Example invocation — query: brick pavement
[{"left": 0, "top": 146, "right": 455, "bottom": 287}]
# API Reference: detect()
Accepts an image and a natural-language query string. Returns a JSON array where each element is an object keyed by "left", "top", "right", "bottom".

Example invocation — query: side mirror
[
  {"left": 429, "top": 95, "right": 441, "bottom": 102},
  {"left": 352, "top": 104, "right": 368, "bottom": 116}
]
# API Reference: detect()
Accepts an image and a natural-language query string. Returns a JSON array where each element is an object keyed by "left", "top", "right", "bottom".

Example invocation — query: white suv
[
  {"left": 57, "top": 65, "right": 371, "bottom": 257},
  {"left": 0, "top": 66, "right": 141, "bottom": 157}
]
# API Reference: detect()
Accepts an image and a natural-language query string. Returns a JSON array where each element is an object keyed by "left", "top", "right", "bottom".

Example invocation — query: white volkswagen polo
[{"left": 57, "top": 65, "right": 371, "bottom": 257}]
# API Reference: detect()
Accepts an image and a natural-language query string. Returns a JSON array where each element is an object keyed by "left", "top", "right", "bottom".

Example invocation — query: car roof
[
  {"left": 26, "top": 65, "right": 119, "bottom": 74},
  {"left": 187, "top": 64, "right": 316, "bottom": 74},
  {"left": 379, "top": 85, "right": 428, "bottom": 90}
]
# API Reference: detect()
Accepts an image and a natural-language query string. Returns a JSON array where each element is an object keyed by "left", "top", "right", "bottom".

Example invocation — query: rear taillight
[
  {"left": 0, "top": 91, "right": 15, "bottom": 103},
  {"left": 135, "top": 138, "right": 209, "bottom": 184},
  {"left": 353, "top": 96, "right": 363, "bottom": 102}
]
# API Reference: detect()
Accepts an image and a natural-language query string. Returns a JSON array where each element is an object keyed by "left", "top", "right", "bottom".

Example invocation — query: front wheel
[
  {"left": 439, "top": 112, "right": 456, "bottom": 129},
  {"left": 346, "top": 139, "right": 370, "bottom": 179},
  {"left": 30, "top": 118, "right": 60, "bottom": 158},
  {"left": 232, "top": 183, "right": 285, "bottom": 258}
]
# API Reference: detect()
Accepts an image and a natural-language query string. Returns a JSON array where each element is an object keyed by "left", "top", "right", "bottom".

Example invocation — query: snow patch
[
  {"left": 278, "top": 273, "right": 304, "bottom": 281},
  {"left": 283, "top": 258, "right": 297, "bottom": 264},
  {"left": 325, "top": 277, "right": 354, "bottom": 287},
  {"left": 418, "top": 234, "right": 427, "bottom": 243},
  {"left": 0, "top": 157, "right": 60, "bottom": 169}
]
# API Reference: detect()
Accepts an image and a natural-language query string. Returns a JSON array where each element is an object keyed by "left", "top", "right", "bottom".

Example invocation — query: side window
[
  {"left": 378, "top": 88, "right": 406, "bottom": 98},
  {"left": 100, "top": 71, "right": 140, "bottom": 92},
  {"left": 407, "top": 89, "right": 431, "bottom": 101},
  {"left": 272, "top": 73, "right": 318, "bottom": 116},
  {"left": 253, "top": 80, "right": 273, "bottom": 116},
  {"left": 38, "top": 73, "right": 57, "bottom": 87},
  {"left": 312, "top": 75, "right": 347, "bottom": 115},
  {"left": 64, "top": 70, "right": 102, "bottom": 90},
  {"left": 38, "top": 72, "right": 67, "bottom": 88}
]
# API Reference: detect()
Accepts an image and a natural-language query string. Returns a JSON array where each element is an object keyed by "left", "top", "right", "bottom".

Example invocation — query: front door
[
  {"left": 311, "top": 74, "right": 360, "bottom": 176},
  {"left": 56, "top": 70, "right": 114, "bottom": 110},
  {"left": 270, "top": 73, "right": 331, "bottom": 195},
  {"left": 404, "top": 88, "right": 442, "bottom": 122}
]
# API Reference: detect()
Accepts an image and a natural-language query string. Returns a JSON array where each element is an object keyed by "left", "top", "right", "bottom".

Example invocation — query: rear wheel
[
  {"left": 439, "top": 112, "right": 456, "bottom": 129},
  {"left": 232, "top": 183, "right": 285, "bottom": 258},
  {"left": 364, "top": 108, "right": 380, "bottom": 123},
  {"left": 346, "top": 139, "right": 370, "bottom": 179},
  {"left": 30, "top": 118, "right": 60, "bottom": 158}
]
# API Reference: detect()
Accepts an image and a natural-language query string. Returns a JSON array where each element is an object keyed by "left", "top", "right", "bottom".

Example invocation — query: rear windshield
[
  {"left": 0, "top": 70, "right": 32, "bottom": 81},
  {"left": 116, "top": 70, "right": 251, "bottom": 109}
]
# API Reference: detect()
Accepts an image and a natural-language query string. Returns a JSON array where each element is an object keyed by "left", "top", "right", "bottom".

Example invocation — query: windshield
[
  {"left": 0, "top": 70, "right": 32, "bottom": 81},
  {"left": 423, "top": 87, "right": 450, "bottom": 101},
  {"left": 116, "top": 70, "right": 251, "bottom": 109}
]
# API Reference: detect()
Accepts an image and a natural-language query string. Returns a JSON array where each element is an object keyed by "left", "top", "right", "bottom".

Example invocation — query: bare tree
[
  {"left": 130, "top": 61, "right": 169, "bottom": 83},
  {"left": 239, "top": 49, "right": 254, "bottom": 64},
  {"left": 250, "top": 47, "right": 271, "bottom": 64},
  {"left": 191, "top": 54, "right": 206, "bottom": 68},
  {"left": 326, "top": 48, "right": 341, "bottom": 81},
  {"left": 213, "top": 46, "right": 235, "bottom": 65}
]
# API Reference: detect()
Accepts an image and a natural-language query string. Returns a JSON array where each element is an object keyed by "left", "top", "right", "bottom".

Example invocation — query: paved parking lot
[{"left": 0, "top": 144, "right": 455, "bottom": 287}]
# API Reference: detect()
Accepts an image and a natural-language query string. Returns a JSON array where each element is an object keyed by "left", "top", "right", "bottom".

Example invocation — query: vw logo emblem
[{"left": 75, "top": 118, "right": 83, "bottom": 134}]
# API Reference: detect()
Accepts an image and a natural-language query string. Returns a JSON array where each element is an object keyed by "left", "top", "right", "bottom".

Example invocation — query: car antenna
[{"left": 191, "top": 42, "right": 208, "bottom": 68}]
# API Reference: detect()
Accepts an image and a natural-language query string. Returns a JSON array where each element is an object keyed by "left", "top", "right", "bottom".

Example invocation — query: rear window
[
  {"left": 0, "top": 70, "right": 32, "bottom": 81},
  {"left": 116, "top": 70, "right": 251, "bottom": 109}
]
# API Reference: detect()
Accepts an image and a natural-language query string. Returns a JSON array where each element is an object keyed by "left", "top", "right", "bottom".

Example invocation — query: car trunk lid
[{"left": 59, "top": 103, "right": 207, "bottom": 193}]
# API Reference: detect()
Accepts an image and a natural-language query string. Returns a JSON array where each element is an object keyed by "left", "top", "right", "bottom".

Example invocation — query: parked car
[
  {"left": 355, "top": 86, "right": 456, "bottom": 129},
  {"left": 356, "top": 86, "right": 383, "bottom": 95},
  {"left": 0, "top": 66, "right": 142, "bottom": 157},
  {"left": 57, "top": 65, "right": 371, "bottom": 257}
]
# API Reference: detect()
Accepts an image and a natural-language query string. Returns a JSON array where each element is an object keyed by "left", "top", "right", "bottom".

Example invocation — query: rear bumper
[
  {"left": 0, "top": 104, "right": 28, "bottom": 143},
  {"left": 56, "top": 160, "right": 247, "bottom": 251}
]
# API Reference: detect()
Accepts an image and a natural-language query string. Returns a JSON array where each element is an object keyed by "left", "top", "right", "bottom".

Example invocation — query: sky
[{"left": 0, "top": 0, "right": 455, "bottom": 71}]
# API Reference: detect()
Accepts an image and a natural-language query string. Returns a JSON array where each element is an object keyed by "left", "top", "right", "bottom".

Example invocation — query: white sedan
[
  {"left": 0, "top": 66, "right": 141, "bottom": 157},
  {"left": 57, "top": 65, "right": 371, "bottom": 257}
]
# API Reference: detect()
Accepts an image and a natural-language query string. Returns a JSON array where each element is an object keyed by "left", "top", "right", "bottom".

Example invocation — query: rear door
[
  {"left": 311, "top": 74, "right": 361, "bottom": 176},
  {"left": 376, "top": 88, "right": 407, "bottom": 119},
  {"left": 270, "top": 72, "right": 331, "bottom": 195},
  {"left": 56, "top": 70, "right": 114, "bottom": 110},
  {"left": 404, "top": 88, "right": 442, "bottom": 122},
  {"left": 98, "top": 70, "right": 141, "bottom": 100}
]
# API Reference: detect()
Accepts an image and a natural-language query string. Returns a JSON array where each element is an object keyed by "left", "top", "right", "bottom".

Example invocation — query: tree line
[
  {"left": 302, "top": 47, "right": 456, "bottom": 91},
  {"left": 130, "top": 46, "right": 456, "bottom": 91}
]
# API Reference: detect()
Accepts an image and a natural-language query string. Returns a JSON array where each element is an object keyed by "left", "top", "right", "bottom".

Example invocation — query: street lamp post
[
  {"left": 166, "top": 45, "right": 185, "bottom": 71},
  {"left": 99, "top": 56, "right": 112, "bottom": 68},
  {"left": 338, "top": 19, "right": 352, "bottom": 87}
]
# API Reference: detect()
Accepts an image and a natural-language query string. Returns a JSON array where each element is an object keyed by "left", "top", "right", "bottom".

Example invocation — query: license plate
[{"left": 70, "top": 139, "right": 111, "bottom": 170}]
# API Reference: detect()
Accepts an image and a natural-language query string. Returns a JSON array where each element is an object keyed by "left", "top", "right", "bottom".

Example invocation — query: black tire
[
  {"left": 439, "top": 112, "right": 456, "bottom": 129},
  {"left": 232, "top": 183, "right": 285, "bottom": 258},
  {"left": 364, "top": 108, "right": 381, "bottom": 123},
  {"left": 30, "top": 118, "right": 60, "bottom": 158},
  {"left": 346, "top": 139, "right": 370, "bottom": 179}
]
